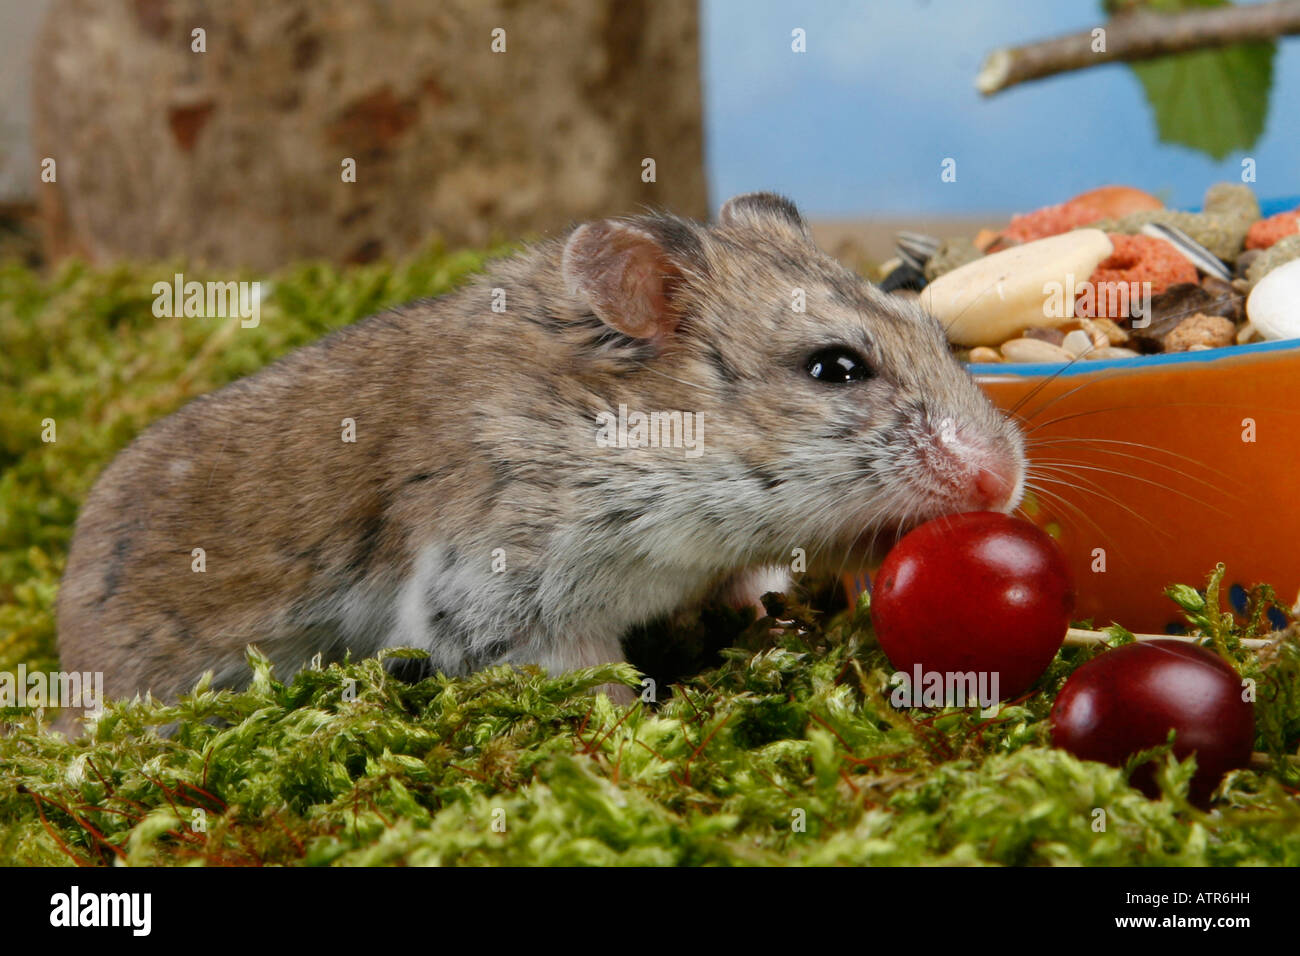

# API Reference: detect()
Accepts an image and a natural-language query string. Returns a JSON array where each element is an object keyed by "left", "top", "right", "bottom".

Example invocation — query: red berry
[
  {"left": 871, "top": 512, "right": 1074, "bottom": 700},
  {"left": 1050, "top": 640, "right": 1255, "bottom": 805}
]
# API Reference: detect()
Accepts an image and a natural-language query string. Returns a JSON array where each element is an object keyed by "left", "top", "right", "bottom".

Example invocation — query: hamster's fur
[{"left": 56, "top": 193, "right": 1023, "bottom": 720}]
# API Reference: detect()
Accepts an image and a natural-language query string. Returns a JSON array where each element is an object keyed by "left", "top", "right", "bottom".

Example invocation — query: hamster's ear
[
  {"left": 562, "top": 220, "right": 685, "bottom": 340},
  {"left": 718, "top": 192, "right": 812, "bottom": 242}
]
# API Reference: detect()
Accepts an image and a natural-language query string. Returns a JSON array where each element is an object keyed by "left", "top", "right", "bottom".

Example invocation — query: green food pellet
[
  {"left": 923, "top": 237, "right": 982, "bottom": 281},
  {"left": 1202, "top": 182, "right": 1261, "bottom": 223},
  {"left": 1246, "top": 233, "right": 1300, "bottom": 286}
]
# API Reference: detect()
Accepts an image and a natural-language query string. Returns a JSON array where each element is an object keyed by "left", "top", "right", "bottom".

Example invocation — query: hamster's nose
[{"left": 969, "top": 460, "right": 1021, "bottom": 513}]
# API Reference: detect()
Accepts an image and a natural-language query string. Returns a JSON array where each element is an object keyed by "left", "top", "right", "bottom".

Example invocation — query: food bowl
[
  {"left": 850, "top": 195, "right": 1300, "bottom": 633},
  {"left": 972, "top": 337, "right": 1300, "bottom": 632}
]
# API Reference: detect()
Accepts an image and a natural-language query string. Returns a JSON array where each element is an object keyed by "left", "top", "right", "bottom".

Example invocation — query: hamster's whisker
[
  {"left": 1026, "top": 434, "right": 1217, "bottom": 459},
  {"left": 833, "top": 503, "right": 902, "bottom": 583},
  {"left": 1020, "top": 479, "right": 1123, "bottom": 549},
  {"left": 1023, "top": 444, "right": 1237, "bottom": 499},
  {"left": 1001, "top": 346, "right": 1104, "bottom": 423},
  {"left": 1024, "top": 470, "right": 1166, "bottom": 543},
  {"left": 1008, "top": 364, "right": 1123, "bottom": 427},
  {"left": 826, "top": 489, "right": 911, "bottom": 582},
  {"left": 1027, "top": 461, "right": 1147, "bottom": 516},
  {"left": 1029, "top": 459, "right": 1229, "bottom": 519},
  {"left": 1025, "top": 434, "right": 1241, "bottom": 488},
  {"left": 775, "top": 493, "right": 846, "bottom": 561},
  {"left": 1023, "top": 400, "right": 1297, "bottom": 435},
  {"left": 940, "top": 272, "right": 1013, "bottom": 338},
  {"left": 999, "top": 307, "right": 1251, "bottom": 429},
  {"left": 833, "top": 521, "right": 875, "bottom": 583},
  {"left": 1025, "top": 483, "right": 1141, "bottom": 560}
]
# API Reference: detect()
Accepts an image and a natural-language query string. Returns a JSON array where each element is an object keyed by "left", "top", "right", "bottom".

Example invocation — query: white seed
[
  {"left": 1246, "top": 259, "right": 1300, "bottom": 342},
  {"left": 1061, "top": 329, "right": 1094, "bottom": 357},
  {"left": 1081, "top": 316, "right": 1128, "bottom": 345},
  {"left": 921, "top": 230, "right": 1114, "bottom": 346},
  {"left": 1084, "top": 346, "right": 1140, "bottom": 359},
  {"left": 1000, "top": 337, "right": 1073, "bottom": 363}
]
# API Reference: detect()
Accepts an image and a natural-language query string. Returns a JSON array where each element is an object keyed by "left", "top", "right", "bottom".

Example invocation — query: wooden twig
[
  {"left": 977, "top": 0, "right": 1300, "bottom": 95},
  {"left": 1063, "top": 626, "right": 1276, "bottom": 650},
  {"left": 1250, "top": 751, "right": 1300, "bottom": 769}
]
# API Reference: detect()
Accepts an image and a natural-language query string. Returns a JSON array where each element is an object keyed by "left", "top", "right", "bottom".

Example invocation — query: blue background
[{"left": 701, "top": 0, "right": 1300, "bottom": 216}]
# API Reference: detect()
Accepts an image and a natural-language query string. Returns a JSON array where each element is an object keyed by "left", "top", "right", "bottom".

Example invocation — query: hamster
[{"left": 54, "top": 192, "right": 1024, "bottom": 719}]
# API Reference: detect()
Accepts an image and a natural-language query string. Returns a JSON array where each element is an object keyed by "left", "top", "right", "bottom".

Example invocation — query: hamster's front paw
[{"left": 719, "top": 565, "right": 792, "bottom": 616}]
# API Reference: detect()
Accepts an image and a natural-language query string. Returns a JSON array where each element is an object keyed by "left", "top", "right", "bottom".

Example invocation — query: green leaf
[
  {"left": 1132, "top": 41, "right": 1275, "bottom": 159},
  {"left": 1118, "top": 0, "right": 1277, "bottom": 160}
]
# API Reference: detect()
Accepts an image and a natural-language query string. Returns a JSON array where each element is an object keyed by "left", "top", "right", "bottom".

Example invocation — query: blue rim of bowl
[
  {"left": 969, "top": 335, "right": 1300, "bottom": 377},
  {"left": 968, "top": 194, "right": 1300, "bottom": 378}
]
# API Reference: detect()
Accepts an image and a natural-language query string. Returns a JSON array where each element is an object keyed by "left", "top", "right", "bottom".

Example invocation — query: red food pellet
[
  {"left": 1245, "top": 208, "right": 1300, "bottom": 250},
  {"left": 1001, "top": 200, "right": 1105, "bottom": 244},
  {"left": 1075, "top": 233, "right": 1196, "bottom": 319}
]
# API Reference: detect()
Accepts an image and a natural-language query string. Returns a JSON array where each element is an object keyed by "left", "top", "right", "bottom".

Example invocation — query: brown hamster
[{"left": 55, "top": 192, "right": 1023, "bottom": 720}]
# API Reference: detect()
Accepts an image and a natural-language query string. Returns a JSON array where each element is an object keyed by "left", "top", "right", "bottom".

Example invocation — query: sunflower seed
[
  {"left": 1140, "top": 222, "right": 1231, "bottom": 281},
  {"left": 895, "top": 231, "right": 942, "bottom": 271}
]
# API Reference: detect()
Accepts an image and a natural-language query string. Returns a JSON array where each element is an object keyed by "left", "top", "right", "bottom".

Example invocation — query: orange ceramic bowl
[{"left": 851, "top": 338, "right": 1300, "bottom": 634}]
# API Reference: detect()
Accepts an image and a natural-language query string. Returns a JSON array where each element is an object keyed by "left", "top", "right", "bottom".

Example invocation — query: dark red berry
[
  {"left": 872, "top": 512, "right": 1074, "bottom": 700},
  {"left": 1050, "top": 639, "right": 1255, "bottom": 805}
]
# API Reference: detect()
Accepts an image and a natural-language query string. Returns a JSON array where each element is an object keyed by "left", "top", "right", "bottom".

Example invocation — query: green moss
[{"left": 1, "top": 249, "right": 1298, "bottom": 866}]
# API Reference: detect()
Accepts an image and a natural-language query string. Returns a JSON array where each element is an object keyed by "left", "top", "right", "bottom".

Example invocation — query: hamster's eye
[{"left": 805, "top": 348, "right": 873, "bottom": 384}]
